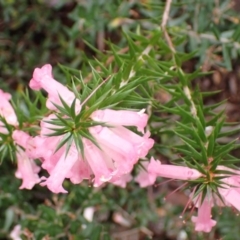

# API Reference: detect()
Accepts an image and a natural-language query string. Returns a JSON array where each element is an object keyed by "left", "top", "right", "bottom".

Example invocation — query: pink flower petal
[
  {"left": 84, "top": 139, "right": 114, "bottom": 187},
  {"left": 191, "top": 197, "right": 216, "bottom": 233},
  {"left": 0, "top": 89, "right": 18, "bottom": 126},
  {"left": 99, "top": 145, "right": 134, "bottom": 174},
  {"left": 111, "top": 126, "right": 154, "bottom": 158},
  {"left": 135, "top": 162, "right": 157, "bottom": 187},
  {"left": 29, "top": 64, "right": 81, "bottom": 113},
  {"left": 148, "top": 157, "right": 201, "bottom": 180},
  {"left": 111, "top": 173, "right": 133, "bottom": 188},
  {"left": 219, "top": 177, "right": 240, "bottom": 211},
  {"left": 15, "top": 148, "right": 40, "bottom": 190},
  {"left": 67, "top": 158, "right": 91, "bottom": 184},
  {"left": 10, "top": 225, "right": 22, "bottom": 240},
  {"left": 90, "top": 126, "right": 138, "bottom": 164},
  {"left": 91, "top": 109, "right": 148, "bottom": 133},
  {"left": 40, "top": 145, "right": 79, "bottom": 193}
]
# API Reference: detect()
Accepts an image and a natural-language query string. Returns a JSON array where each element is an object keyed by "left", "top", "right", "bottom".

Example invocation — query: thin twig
[
  {"left": 161, "top": 0, "right": 172, "bottom": 28},
  {"left": 161, "top": 0, "right": 197, "bottom": 118},
  {"left": 161, "top": 0, "right": 175, "bottom": 53},
  {"left": 81, "top": 75, "right": 112, "bottom": 107}
]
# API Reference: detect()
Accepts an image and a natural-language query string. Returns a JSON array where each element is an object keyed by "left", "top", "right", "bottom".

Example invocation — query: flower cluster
[
  {"left": 137, "top": 157, "right": 240, "bottom": 233},
  {"left": 0, "top": 90, "right": 40, "bottom": 190},
  {"left": 2, "top": 63, "right": 240, "bottom": 233},
  {"left": 11, "top": 64, "right": 154, "bottom": 193}
]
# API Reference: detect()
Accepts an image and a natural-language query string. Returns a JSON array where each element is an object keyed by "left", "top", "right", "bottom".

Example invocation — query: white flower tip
[
  {"left": 83, "top": 207, "right": 95, "bottom": 222},
  {"left": 100, "top": 175, "right": 112, "bottom": 182},
  {"left": 205, "top": 126, "right": 214, "bottom": 137},
  {"left": 187, "top": 169, "right": 202, "bottom": 180},
  {"left": 138, "top": 109, "right": 146, "bottom": 114}
]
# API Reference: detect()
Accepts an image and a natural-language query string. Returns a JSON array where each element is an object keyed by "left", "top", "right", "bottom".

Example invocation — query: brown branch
[{"left": 161, "top": 0, "right": 175, "bottom": 53}]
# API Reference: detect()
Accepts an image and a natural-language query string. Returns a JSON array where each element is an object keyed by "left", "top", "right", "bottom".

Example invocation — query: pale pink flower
[
  {"left": 12, "top": 130, "right": 46, "bottom": 160},
  {"left": 85, "top": 109, "right": 153, "bottom": 186},
  {"left": 12, "top": 130, "right": 30, "bottom": 148},
  {"left": 66, "top": 158, "right": 91, "bottom": 184},
  {"left": 38, "top": 115, "right": 91, "bottom": 191},
  {"left": 0, "top": 89, "right": 18, "bottom": 126},
  {"left": 83, "top": 139, "right": 114, "bottom": 187},
  {"left": 147, "top": 158, "right": 216, "bottom": 232},
  {"left": 148, "top": 157, "right": 201, "bottom": 180},
  {"left": 89, "top": 126, "right": 138, "bottom": 171},
  {"left": 91, "top": 109, "right": 148, "bottom": 133},
  {"left": 0, "top": 124, "right": 9, "bottom": 135},
  {"left": 29, "top": 64, "right": 81, "bottom": 113},
  {"left": 36, "top": 115, "right": 74, "bottom": 193},
  {"left": 218, "top": 175, "right": 240, "bottom": 211},
  {"left": 13, "top": 130, "right": 42, "bottom": 190},
  {"left": 38, "top": 116, "right": 132, "bottom": 190},
  {"left": 13, "top": 118, "right": 90, "bottom": 192},
  {"left": 191, "top": 197, "right": 216, "bottom": 232},
  {"left": 13, "top": 128, "right": 63, "bottom": 178},
  {"left": 38, "top": 113, "right": 153, "bottom": 192},
  {"left": 13, "top": 126, "right": 68, "bottom": 192},
  {"left": 191, "top": 168, "right": 240, "bottom": 232},
  {"left": 110, "top": 126, "right": 153, "bottom": 158},
  {"left": 135, "top": 161, "right": 157, "bottom": 187},
  {"left": 90, "top": 109, "right": 154, "bottom": 173},
  {"left": 27, "top": 64, "right": 154, "bottom": 193},
  {"left": 111, "top": 173, "right": 133, "bottom": 188},
  {"left": 15, "top": 147, "right": 40, "bottom": 190},
  {"left": 209, "top": 166, "right": 240, "bottom": 210},
  {"left": 40, "top": 144, "right": 79, "bottom": 193},
  {"left": 10, "top": 224, "right": 22, "bottom": 240},
  {"left": 147, "top": 158, "right": 240, "bottom": 232}
]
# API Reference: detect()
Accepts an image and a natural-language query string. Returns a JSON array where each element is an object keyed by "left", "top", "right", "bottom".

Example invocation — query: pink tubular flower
[
  {"left": 86, "top": 109, "right": 154, "bottom": 186},
  {"left": 218, "top": 175, "right": 240, "bottom": 211},
  {"left": 40, "top": 144, "right": 80, "bottom": 193},
  {"left": 147, "top": 158, "right": 216, "bottom": 232},
  {"left": 12, "top": 130, "right": 30, "bottom": 147},
  {"left": 111, "top": 173, "right": 133, "bottom": 188},
  {"left": 66, "top": 158, "right": 91, "bottom": 184},
  {"left": 135, "top": 161, "right": 157, "bottom": 187},
  {"left": 89, "top": 126, "right": 138, "bottom": 167},
  {"left": 146, "top": 158, "right": 240, "bottom": 232},
  {"left": 90, "top": 109, "right": 154, "bottom": 170},
  {"left": 148, "top": 157, "right": 202, "bottom": 180},
  {"left": 12, "top": 130, "right": 46, "bottom": 160},
  {"left": 10, "top": 225, "right": 22, "bottom": 240},
  {"left": 0, "top": 89, "right": 18, "bottom": 126},
  {"left": 26, "top": 64, "right": 154, "bottom": 193},
  {"left": 37, "top": 111, "right": 153, "bottom": 192},
  {"left": 191, "top": 197, "right": 216, "bottom": 232},
  {"left": 15, "top": 147, "right": 40, "bottom": 190},
  {"left": 13, "top": 130, "right": 41, "bottom": 190},
  {"left": 110, "top": 126, "right": 153, "bottom": 158},
  {"left": 38, "top": 115, "right": 78, "bottom": 193},
  {"left": 91, "top": 109, "right": 148, "bottom": 133},
  {"left": 29, "top": 64, "right": 81, "bottom": 113},
  {"left": 83, "top": 139, "right": 113, "bottom": 187}
]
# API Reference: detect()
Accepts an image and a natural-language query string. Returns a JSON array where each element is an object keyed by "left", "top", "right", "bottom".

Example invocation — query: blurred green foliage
[{"left": 1, "top": 0, "right": 240, "bottom": 239}]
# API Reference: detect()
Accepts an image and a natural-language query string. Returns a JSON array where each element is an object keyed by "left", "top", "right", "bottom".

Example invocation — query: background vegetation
[{"left": 1, "top": 0, "right": 240, "bottom": 239}]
